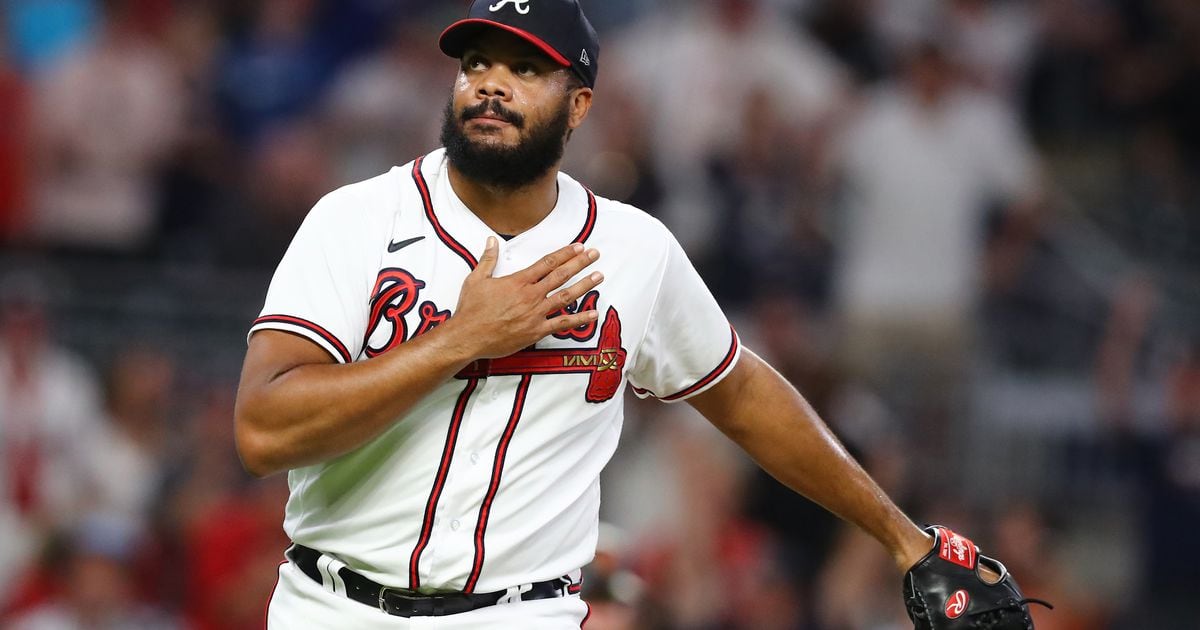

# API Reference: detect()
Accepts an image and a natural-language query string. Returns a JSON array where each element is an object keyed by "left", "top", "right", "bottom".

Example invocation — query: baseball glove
[{"left": 903, "top": 525, "right": 1052, "bottom": 630}]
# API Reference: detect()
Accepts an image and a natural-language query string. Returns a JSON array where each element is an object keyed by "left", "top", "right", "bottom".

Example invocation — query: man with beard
[{"left": 233, "top": 1, "right": 956, "bottom": 628}]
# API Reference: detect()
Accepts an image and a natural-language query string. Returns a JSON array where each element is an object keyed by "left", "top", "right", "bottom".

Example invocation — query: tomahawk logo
[
  {"left": 455, "top": 306, "right": 628, "bottom": 403},
  {"left": 489, "top": 0, "right": 531, "bottom": 14}
]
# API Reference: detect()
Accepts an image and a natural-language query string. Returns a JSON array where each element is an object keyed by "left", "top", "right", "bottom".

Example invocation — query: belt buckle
[
  {"left": 379, "top": 587, "right": 417, "bottom": 616},
  {"left": 377, "top": 586, "right": 391, "bottom": 614}
]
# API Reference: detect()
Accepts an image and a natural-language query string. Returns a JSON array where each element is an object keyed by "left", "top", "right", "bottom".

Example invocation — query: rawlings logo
[
  {"left": 937, "top": 527, "right": 977, "bottom": 570},
  {"left": 944, "top": 589, "right": 969, "bottom": 619},
  {"left": 489, "top": 0, "right": 531, "bottom": 14}
]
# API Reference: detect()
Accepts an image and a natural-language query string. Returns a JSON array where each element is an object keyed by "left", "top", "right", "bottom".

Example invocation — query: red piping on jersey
[
  {"left": 581, "top": 602, "right": 592, "bottom": 628},
  {"left": 413, "top": 155, "right": 478, "bottom": 270},
  {"left": 409, "top": 378, "right": 479, "bottom": 589},
  {"left": 632, "top": 325, "right": 740, "bottom": 401},
  {"left": 253, "top": 315, "right": 352, "bottom": 363},
  {"left": 572, "top": 187, "right": 598, "bottom": 244},
  {"left": 262, "top": 560, "right": 286, "bottom": 629},
  {"left": 463, "top": 374, "right": 532, "bottom": 593}
]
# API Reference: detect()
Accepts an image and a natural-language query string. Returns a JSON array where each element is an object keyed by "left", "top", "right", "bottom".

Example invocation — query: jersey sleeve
[
  {"left": 627, "top": 231, "right": 741, "bottom": 402},
  {"left": 248, "top": 190, "right": 381, "bottom": 363}
]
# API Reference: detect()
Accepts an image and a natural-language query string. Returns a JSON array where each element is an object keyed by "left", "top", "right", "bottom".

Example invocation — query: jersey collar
[{"left": 415, "top": 149, "right": 597, "bottom": 270}]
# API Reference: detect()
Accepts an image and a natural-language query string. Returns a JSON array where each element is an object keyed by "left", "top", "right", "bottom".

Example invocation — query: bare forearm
[
  {"left": 690, "top": 350, "right": 929, "bottom": 569},
  {"left": 234, "top": 323, "right": 476, "bottom": 476}
]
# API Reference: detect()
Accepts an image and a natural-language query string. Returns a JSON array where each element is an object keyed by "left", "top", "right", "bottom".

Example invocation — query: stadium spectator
[
  {"left": 943, "top": 0, "right": 1038, "bottom": 100},
  {"left": 28, "top": 0, "right": 183, "bottom": 254},
  {"left": 608, "top": 0, "right": 848, "bottom": 257},
  {"left": 212, "top": 0, "right": 336, "bottom": 148},
  {"left": 85, "top": 347, "right": 177, "bottom": 523},
  {"left": 0, "top": 270, "right": 104, "bottom": 600},
  {"left": 5, "top": 512, "right": 181, "bottom": 630},
  {"left": 322, "top": 19, "right": 451, "bottom": 184},
  {"left": 829, "top": 37, "right": 1042, "bottom": 469}
]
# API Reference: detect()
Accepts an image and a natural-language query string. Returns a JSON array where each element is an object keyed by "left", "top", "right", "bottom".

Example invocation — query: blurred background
[{"left": 0, "top": 0, "right": 1197, "bottom": 628}]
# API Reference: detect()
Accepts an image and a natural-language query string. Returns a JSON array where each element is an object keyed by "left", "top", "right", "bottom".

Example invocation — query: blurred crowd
[{"left": 1, "top": 0, "right": 1198, "bottom": 628}]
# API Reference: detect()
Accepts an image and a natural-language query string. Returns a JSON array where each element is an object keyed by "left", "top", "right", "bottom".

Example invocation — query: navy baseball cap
[{"left": 440, "top": 0, "right": 600, "bottom": 89}]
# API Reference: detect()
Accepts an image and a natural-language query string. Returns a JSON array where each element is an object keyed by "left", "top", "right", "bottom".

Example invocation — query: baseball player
[{"left": 236, "top": 1, "right": 1042, "bottom": 628}]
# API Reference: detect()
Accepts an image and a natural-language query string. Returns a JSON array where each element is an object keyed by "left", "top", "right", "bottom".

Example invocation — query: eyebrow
[{"left": 462, "top": 47, "right": 553, "bottom": 66}]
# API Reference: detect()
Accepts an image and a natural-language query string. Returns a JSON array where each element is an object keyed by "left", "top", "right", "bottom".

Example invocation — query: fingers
[
  {"left": 518, "top": 243, "right": 586, "bottom": 283},
  {"left": 542, "top": 271, "right": 604, "bottom": 318},
  {"left": 546, "top": 309, "right": 600, "bottom": 334},
  {"left": 475, "top": 236, "right": 499, "bottom": 278},
  {"left": 533, "top": 247, "right": 600, "bottom": 295}
]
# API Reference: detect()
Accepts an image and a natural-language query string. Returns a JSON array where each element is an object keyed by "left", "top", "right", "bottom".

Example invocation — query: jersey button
[
  {"left": 470, "top": 452, "right": 480, "bottom": 464},
  {"left": 450, "top": 519, "right": 461, "bottom": 531}
]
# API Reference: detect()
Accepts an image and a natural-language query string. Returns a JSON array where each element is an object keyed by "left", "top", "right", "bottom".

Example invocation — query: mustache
[{"left": 460, "top": 99, "right": 525, "bottom": 128}]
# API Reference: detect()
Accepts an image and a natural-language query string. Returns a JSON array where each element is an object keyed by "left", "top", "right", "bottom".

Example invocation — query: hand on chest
[{"left": 365, "top": 238, "right": 632, "bottom": 404}]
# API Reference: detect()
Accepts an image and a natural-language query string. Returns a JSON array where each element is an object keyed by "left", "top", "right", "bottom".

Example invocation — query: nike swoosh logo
[{"left": 387, "top": 236, "right": 426, "bottom": 253}]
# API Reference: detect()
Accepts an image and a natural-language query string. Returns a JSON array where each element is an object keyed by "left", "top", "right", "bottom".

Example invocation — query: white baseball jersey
[{"left": 250, "top": 148, "right": 740, "bottom": 594}]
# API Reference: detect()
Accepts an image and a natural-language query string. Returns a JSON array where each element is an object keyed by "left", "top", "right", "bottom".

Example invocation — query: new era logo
[
  {"left": 489, "top": 0, "right": 530, "bottom": 14},
  {"left": 580, "top": 49, "right": 591, "bottom": 66}
]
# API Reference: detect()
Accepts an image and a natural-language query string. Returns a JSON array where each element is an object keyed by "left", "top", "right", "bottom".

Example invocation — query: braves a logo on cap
[
  {"left": 489, "top": 0, "right": 531, "bottom": 14},
  {"left": 944, "top": 589, "right": 969, "bottom": 619}
]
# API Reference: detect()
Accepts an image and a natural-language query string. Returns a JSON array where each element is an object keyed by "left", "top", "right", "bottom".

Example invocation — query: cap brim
[{"left": 439, "top": 19, "right": 571, "bottom": 67}]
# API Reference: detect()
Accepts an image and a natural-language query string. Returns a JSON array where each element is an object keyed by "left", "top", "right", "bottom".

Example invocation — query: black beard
[{"left": 440, "top": 96, "right": 571, "bottom": 191}]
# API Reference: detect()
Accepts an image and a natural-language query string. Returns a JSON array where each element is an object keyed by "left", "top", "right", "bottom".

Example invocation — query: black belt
[{"left": 286, "top": 544, "right": 578, "bottom": 617}]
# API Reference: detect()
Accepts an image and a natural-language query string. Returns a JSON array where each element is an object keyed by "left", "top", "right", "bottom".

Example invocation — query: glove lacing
[
  {"left": 904, "top": 596, "right": 1053, "bottom": 629},
  {"left": 967, "top": 598, "right": 1054, "bottom": 630},
  {"left": 903, "top": 594, "right": 930, "bottom": 621}
]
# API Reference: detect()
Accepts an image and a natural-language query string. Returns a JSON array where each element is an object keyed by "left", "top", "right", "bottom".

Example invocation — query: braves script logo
[
  {"left": 489, "top": 0, "right": 530, "bottom": 15},
  {"left": 944, "top": 589, "right": 969, "bottom": 619},
  {"left": 937, "top": 527, "right": 977, "bottom": 570},
  {"left": 363, "top": 268, "right": 450, "bottom": 358},
  {"left": 548, "top": 290, "right": 600, "bottom": 342}
]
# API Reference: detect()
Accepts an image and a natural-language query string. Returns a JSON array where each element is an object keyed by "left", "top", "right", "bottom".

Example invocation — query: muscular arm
[
  {"left": 688, "top": 349, "right": 932, "bottom": 572},
  {"left": 235, "top": 239, "right": 602, "bottom": 477}
]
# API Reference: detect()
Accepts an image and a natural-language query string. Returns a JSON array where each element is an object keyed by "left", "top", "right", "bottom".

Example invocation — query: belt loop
[
  {"left": 325, "top": 556, "right": 349, "bottom": 596},
  {"left": 316, "top": 555, "right": 335, "bottom": 592},
  {"left": 498, "top": 583, "right": 532, "bottom": 605},
  {"left": 315, "top": 555, "right": 348, "bottom": 596},
  {"left": 565, "top": 569, "right": 583, "bottom": 595}
]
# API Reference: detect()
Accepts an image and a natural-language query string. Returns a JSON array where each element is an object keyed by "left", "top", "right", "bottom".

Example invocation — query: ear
[{"left": 567, "top": 87, "right": 593, "bottom": 130}]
